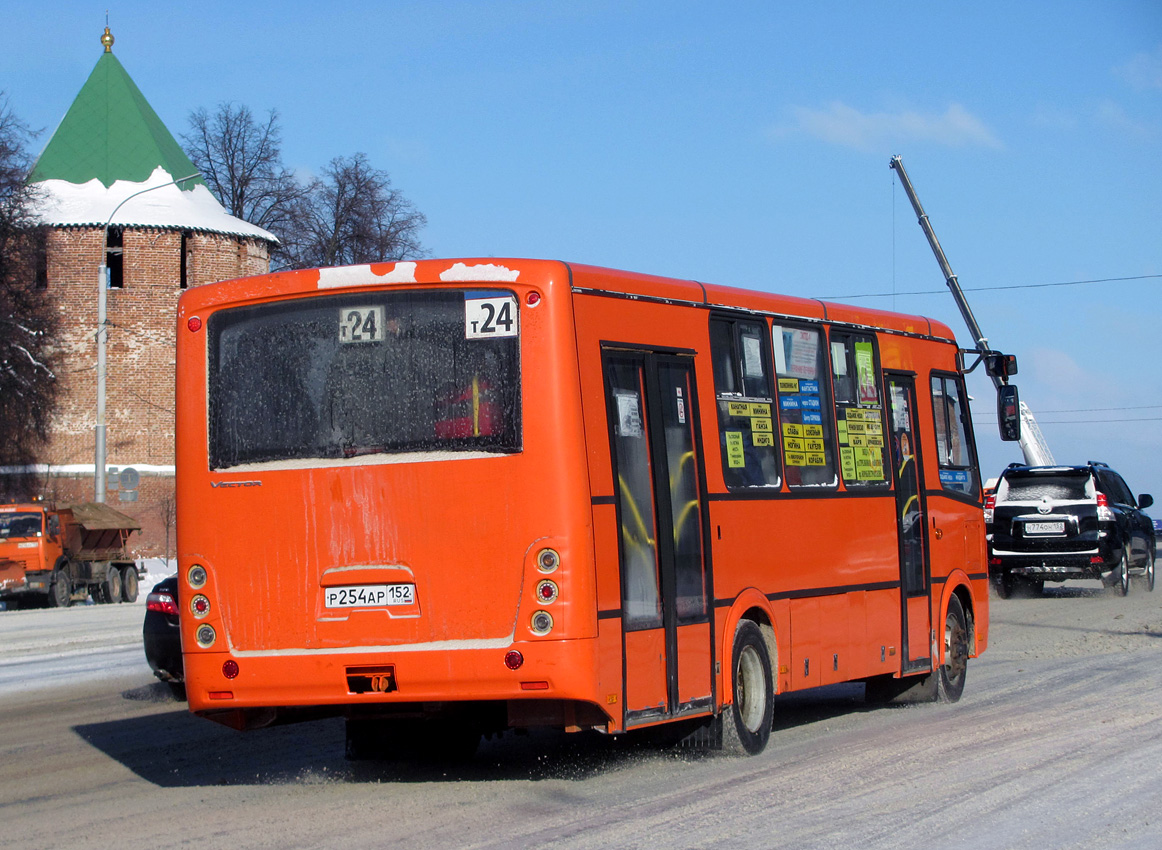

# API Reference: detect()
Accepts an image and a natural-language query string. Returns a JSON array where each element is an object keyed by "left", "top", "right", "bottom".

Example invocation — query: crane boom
[{"left": 888, "top": 155, "right": 1053, "bottom": 465}]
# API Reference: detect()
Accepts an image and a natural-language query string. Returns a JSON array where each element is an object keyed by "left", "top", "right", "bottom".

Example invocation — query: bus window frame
[
  {"left": 770, "top": 320, "right": 838, "bottom": 490},
  {"left": 928, "top": 370, "right": 982, "bottom": 503},
  {"left": 829, "top": 330, "right": 891, "bottom": 490},
  {"left": 708, "top": 313, "right": 782, "bottom": 491}
]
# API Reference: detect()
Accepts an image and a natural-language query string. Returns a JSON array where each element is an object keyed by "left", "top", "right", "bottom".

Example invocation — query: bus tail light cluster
[
  {"left": 186, "top": 563, "right": 219, "bottom": 648},
  {"left": 530, "top": 547, "right": 561, "bottom": 637}
]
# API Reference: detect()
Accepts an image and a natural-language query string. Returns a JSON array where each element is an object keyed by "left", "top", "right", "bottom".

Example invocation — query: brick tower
[{"left": 20, "top": 27, "right": 277, "bottom": 557}]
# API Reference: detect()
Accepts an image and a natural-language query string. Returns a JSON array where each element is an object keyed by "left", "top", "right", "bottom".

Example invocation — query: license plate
[
  {"left": 1025, "top": 521, "right": 1064, "bottom": 535},
  {"left": 324, "top": 584, "right": 415, "bottom": 608}
]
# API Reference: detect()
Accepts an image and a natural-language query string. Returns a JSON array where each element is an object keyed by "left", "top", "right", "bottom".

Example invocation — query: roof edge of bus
[{"left": 176, "top": 257, "right": 957, "bottom": 342}]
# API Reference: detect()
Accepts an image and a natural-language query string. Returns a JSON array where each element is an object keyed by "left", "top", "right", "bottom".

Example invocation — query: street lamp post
[{"left": 95, "top": 172, "right": 199, "bottom": 502}]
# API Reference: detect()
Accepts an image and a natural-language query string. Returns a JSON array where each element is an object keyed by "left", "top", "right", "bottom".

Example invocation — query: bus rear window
[{"left": 208, "top": 290, "right": 521, "bottom": 469}]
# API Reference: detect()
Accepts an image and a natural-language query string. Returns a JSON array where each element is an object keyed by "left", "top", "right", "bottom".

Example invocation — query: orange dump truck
[{"left": 0, "top": 503, "right": 142, "bottom": 608}]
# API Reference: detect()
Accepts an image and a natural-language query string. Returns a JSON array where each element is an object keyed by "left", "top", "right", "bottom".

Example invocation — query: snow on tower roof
[{"left": 28, "top": 27, "right": 277, "bottom": 243}]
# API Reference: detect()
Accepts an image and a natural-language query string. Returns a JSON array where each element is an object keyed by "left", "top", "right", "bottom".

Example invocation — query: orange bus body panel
[{"left": 176, "top": 257, "right": 989, "bottom": 740}]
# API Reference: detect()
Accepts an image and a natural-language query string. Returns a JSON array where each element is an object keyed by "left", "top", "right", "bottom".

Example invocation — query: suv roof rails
[{"left": 1087, "top": 461, "right": 1110, "bottom": 469}]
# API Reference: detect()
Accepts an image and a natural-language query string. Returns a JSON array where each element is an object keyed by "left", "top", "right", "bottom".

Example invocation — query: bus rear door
[{"left": 604, "top": 350, "right": 714, "bottom": 727}]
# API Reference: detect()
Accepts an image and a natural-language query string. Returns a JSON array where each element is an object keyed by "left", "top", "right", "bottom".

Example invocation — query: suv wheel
[
  {"left": 1141, "top": 549, "right": 1155, "bottom": 592},
  {"left": 1117, "top": 550, "right": 1131, "bottom": 597}
]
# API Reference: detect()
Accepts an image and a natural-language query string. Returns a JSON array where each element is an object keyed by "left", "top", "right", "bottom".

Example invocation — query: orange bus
[{"left": 175, "top": 258, "right": 1000, "bottom": 757}]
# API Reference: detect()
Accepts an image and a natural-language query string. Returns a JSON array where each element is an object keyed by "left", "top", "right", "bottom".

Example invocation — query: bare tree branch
[{"left": 0, "top": 93, "right": 57, "bottom": 488}]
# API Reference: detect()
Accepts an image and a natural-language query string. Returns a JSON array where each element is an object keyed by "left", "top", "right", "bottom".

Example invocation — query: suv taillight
[
  {"left": 1096, "top": 492, "right": 1115, "bottom": 522},
  {"left": 984, "top": 495, "right": 996, "bottom": 523}
]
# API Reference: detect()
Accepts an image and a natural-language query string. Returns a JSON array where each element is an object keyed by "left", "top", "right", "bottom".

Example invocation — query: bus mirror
[
  {"left": 997, "top": 384, "right": 1021, "bottom": 442},
  {"left": 985, "top": 352, "right": 1018, "bottom": 379}
]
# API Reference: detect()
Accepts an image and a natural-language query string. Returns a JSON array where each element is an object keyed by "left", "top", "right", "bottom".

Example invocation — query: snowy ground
[{"left": 0, "top": 559, "right": 173, "bottom": 697}]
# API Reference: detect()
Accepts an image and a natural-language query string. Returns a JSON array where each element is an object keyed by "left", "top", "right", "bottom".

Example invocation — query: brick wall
[{"left": 20, "top": 225, "right": 271, "bottom": 555}]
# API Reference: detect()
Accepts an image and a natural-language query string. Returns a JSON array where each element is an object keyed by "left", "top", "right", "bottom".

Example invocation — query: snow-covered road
[
  {"left": 1, "top": 580, "right": 1161, "bottom": 849},
  {"left": 0, "top": 568, "right": 166, "bottom": 696}
]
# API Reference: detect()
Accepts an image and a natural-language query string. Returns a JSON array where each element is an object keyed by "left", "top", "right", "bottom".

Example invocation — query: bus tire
[
  {"left": 120, "top": 566, "right": 139, "bottom": 603},
  {"left": 937, "top": 595, "right": 969, "bottom": 703},
  {"left": 48, "top": 569, "right": 72, "bottom": 608},
  {"left": 724, "top": 620, "right": 773, "bottom": 755},
  {"left": 104, "top": 567, "right": 123, "bottom": 605}
]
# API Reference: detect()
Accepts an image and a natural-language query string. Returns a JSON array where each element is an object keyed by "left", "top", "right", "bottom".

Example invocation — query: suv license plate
[
  {"left": 1025, "top": 521, "right": 1065, "bottom": 535},
  {"left": 324, "top": 584, "right": 415, "bottom": 608}
]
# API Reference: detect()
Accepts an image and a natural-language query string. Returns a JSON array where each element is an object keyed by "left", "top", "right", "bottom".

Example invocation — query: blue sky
[{"left": 8, "top": 2, "right": 1162, "bottom": 495}]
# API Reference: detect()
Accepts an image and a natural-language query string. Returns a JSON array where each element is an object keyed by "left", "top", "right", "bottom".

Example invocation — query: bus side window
[
  {"left": 930, "top": 373, "right": 980, "bottom": 498},
  {"left": 831, "top": 334, "right": 889, "bottom": 488},
  {"left": 771, "top": 323, "right": 837, "bottom": 488},
  {"left": 709, "top": 317, "right": 780, "bottom": 489}
]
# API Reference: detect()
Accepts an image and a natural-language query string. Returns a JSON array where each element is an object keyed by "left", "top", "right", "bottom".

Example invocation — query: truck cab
[{"left": 0, "top": 502, "right": 142, "bottom": 608}]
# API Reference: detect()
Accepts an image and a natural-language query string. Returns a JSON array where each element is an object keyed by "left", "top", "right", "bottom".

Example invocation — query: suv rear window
[{"left": 999, "top": 471, "right": 1091, "bottom": 502}]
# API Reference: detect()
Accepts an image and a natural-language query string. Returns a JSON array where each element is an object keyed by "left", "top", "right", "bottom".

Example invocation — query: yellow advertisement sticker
[
  {"left": 751, "top": 417, "right": 773, "bottom": 432},
  {"left": 782, "top": 422, "right": 803, "bottom": 438},
  {"left": 803, "top": 424, "right": 823, "bottom": 438},
  {"left": 806, "top": 452, "right": 827, "bottom": 466},
  {"left": 725, "top": 431, "right": 745, "bottom": 468},
  {"left": 753, "top": 432, "right": 774, "bottom": 447},
  {"left": 728, "top": 401, "right": 752, "bottom": 417},
  {"left": 840, "top": 447, "right": 857, "bottom": 480},
  {"left": 785, "top": 451, "right": 806, "bottom": 466},
  {"left": 778, "top": 378, "right": 800, "bottom": 393}
]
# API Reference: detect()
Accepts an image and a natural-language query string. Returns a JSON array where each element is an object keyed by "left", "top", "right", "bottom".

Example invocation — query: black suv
[{"left": 986, "top": 462, "right": 1155, "bottom": 597}]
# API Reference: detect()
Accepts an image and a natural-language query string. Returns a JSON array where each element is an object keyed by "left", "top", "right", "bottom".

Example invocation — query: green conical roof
[{"left": 29, "top": 35, "right": 204, "bottom": 189}]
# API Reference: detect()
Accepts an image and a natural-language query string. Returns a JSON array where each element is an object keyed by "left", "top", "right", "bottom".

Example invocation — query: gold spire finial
[{"left": 101, "top": 26, "right": 114, "bottom": 53}]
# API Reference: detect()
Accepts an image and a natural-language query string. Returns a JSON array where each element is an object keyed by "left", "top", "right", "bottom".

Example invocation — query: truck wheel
[
  {"left": 48, "top": 570, "right": 72, "bottom": 608},
  {"left": 120, "top": 566, "right": 139, "bottom": 603},
  {"left": 723, "top": 620, "right": 774, "bottom": 755},
  {"left": 104, "top": 567, "right": 123, "bottom": 605}
]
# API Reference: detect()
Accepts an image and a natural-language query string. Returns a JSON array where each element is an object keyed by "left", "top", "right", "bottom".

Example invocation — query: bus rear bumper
[{"left": 184, "top": 638, "right": 612, "bottom": 731}]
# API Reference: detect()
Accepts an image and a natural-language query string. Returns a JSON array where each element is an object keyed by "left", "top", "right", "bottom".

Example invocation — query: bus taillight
[
  {"left": 222, "top": 659, "right": 239, "bottom": 679},
  {"left": 536, "top": 548, "right": 560, "bottom": 573},
  {"left": 504, "top": 650, "right": 524, "bottom": 670},
  {"left": 536, "top": 580, "right": 558, "bottom": 603},
  {"left": 530, "top": 611, "right": 554, "bottom": 636}
]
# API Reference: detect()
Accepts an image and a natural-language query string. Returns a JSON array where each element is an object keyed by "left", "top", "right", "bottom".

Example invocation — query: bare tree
[
  {"left": 182, "top": 105, "right": 427, "bottom": 271},
  {"left": 276, "top": 153, "right": 427, "bottom": 270},
  {"left": 0, "top": 93, "right": 57, "bottom": 497},
  {"left": 181, "top": 103, "right": 306, "bottom": 236}
]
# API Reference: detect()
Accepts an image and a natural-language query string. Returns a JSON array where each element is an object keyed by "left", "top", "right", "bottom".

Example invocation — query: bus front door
[
  {"left": 605, "top": 351, "right": 713, "bottom": 727},
  {"left": 886, "top": 374, "right": 933, "bottom": 673}
]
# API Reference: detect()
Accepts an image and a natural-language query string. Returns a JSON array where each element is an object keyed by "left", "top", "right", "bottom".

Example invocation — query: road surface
[{"left": 1, "top": 581, "right": 1160, "bottom": 849}]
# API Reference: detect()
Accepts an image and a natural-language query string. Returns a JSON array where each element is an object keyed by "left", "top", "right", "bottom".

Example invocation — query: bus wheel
[
  {"left": 48, "top": 570, "right": 72, "bottom": 608},
  {"left": 120, "top": 566, "right": 139, "bottom": 603},
  {"left": 104, "top": 567, "right": 123, "bottom": 605},
  {"left": 724, "top": 620, "right": 773, "bottom": 755},
  {"left": 937, "top": 595, "right": 969, "bottom": 703}
]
